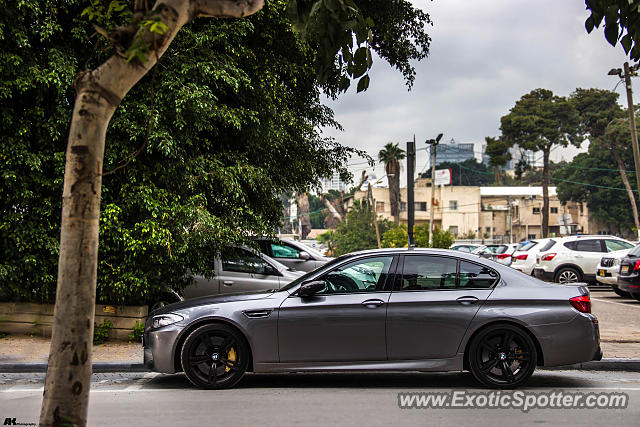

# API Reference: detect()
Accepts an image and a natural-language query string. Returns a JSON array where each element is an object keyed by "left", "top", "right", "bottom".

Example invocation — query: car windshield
[
  {"left": 486, "top": 245, "right": 507, "bottom": 254},
  {"left": 517, "top": 241, "right": 538, "bottom": 252},
  {"left": 628, "top": 243, "right": 640, "bottom": 257}
]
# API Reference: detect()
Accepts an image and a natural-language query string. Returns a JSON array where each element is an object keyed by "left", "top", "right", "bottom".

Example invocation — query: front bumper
[
  {"left": 143, "top": 324, "right": 184, "bottom": 373},
  {"left": 533, "top": 268, "right": 554, "bottom": 282}
]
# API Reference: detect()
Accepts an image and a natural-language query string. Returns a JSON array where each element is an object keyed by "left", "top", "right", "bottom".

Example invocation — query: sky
[{"left": 321, "top": 0, "right": 633, "bottom": 186}]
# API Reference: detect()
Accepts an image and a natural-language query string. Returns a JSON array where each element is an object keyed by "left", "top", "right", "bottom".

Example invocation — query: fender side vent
[{"left": 243, "top": 309, "right": 273, "bottom": 319}]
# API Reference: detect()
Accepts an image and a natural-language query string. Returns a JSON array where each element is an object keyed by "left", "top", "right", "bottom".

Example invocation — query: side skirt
[{"left": 254, "top": 355, "right": 464, "bottom": 373}]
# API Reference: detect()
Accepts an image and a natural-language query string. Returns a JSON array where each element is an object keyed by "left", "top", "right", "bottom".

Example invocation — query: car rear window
[
  {"left": 540, "top": 239, "right": 556, "bottom": 252},
  {"left": 518, "top": 241, "right": 537, "bottom": 251}
]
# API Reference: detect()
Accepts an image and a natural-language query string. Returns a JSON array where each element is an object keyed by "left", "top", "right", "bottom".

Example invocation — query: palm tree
[{"left": 378, "top": 142, "right": 406, "bottom": 224}]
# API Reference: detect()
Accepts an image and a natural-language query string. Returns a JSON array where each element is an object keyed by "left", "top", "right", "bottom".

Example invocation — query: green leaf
[
  {"left": 605, "top": 22, "right": 619, "bottom": 46},
  {"left": 585, "top": 16, "right": 595, "bottom": 33},
  {"left": 356, "top": 74, "right": 369, "bottom": 92},
  {"left": 621, "top": 33, "right": 633, "bottom": 52}
]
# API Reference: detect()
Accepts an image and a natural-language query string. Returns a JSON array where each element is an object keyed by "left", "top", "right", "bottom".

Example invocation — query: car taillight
[
  {"left": 569, "top": 295, "right": 591, "bottom": 313},
  {"left": 513, "top": 254, "right": 528, "bottom": 261},
  {"left": 541, "top": 253, "right": 556, "bottom": 261},
  {"left": 496, "top": 254, "right": 511, "bottom": 260},
  {"left": 633, "top": 260, "right": 640, "bottom": 271}
]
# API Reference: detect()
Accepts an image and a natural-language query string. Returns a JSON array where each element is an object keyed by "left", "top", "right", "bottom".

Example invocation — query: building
[
  {"left": 431, "top": 139, "right": 489, "bottom": 167},
  {"left": 351, "top": 181, "right": 594, "bottom": 242},
  {"left": 320, "top": 172, "right": 346, "bottom": 193}
]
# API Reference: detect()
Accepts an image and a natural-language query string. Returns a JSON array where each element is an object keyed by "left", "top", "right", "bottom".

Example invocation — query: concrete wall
[{"left": 0, "top": 303, "right": 148, "bottom": 341}]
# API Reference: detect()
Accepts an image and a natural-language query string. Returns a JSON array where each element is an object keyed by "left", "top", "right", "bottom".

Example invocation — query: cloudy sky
[{"left": 322, "top": 0, "right": 632, "bottom": 185}]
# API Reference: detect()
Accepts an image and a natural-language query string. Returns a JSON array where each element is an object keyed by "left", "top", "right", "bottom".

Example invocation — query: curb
[
  {"left": 0, "top": 362, "right": 148, "bottom": 373},
  {"left": 0, "top": 359, "right": 638, "bottom": 373},
  {"left": 541, "top": 358, "right": 640, "bottom": 372}
]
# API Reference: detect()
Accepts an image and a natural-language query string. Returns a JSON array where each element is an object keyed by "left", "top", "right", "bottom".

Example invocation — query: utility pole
[
  {"left": 610, "top": 62, "right": 640, "bottom": 240},
  {"left": 368, "top": 182, "right": 381, "bottom": 248},
  {"left": 507, "top": 195, "right": 513, "bottom": 244},
  {"left": 426, "top": 133, "right": 443, "bottom": 247},
  {"left": 407, "top": 137, "right": 416, "bottom": 248}
]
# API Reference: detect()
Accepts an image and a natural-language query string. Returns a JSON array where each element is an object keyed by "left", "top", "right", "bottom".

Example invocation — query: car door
[
  {"left": 573, "top": 239, "right": 607, "bottom": 278},
  {"left": 386, "top": 255, "right": 496, "bottom": 360},
  {"left": 218, "top": 250, "right": 282, "bottom": 294},
  {"left": 277, "top": 255, "right": 395, "bottom": 362}
]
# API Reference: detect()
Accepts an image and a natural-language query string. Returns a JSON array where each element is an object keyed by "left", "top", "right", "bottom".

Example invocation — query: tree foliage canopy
[
  {"left": 0, "top": 0, "right": 432, "bottom": 304},
  {"left": 584, "top": 0, "right": 640, "bottom": 60}
]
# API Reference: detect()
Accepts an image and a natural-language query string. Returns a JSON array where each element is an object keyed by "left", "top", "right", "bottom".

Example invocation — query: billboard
[{"left": 434, "top": 168, "right": 452, "bottom": 186}]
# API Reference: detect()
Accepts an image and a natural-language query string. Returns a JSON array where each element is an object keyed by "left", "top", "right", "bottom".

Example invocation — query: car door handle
[
  {"left": 456, "top": 296, "right": 479, "bottom": 305},
  {"left": 361, "top": 299, "right": 385, "bottom": 308},
  {"left": 223, "top": 280, "right": 234, "bottom": 286}
]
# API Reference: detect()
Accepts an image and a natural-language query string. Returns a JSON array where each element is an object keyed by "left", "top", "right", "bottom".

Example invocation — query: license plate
[
  {"left": 621, "top": 265, "right": 629, "bottom": 274},
  {"left": 598, "top": 269, "right": 606, "bottom": 277}
]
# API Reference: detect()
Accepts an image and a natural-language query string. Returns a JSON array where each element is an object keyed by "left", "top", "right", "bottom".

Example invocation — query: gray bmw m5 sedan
[{"left": 143, "top": 248, "right": 602, "bottom": 389}]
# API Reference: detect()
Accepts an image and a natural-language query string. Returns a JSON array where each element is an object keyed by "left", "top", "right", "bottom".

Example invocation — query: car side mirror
[
  {"left": 298, "top": 251, "right": 311, "bottom": 260},
  {"left": 298, "top": 280, "right": 325, "bottom": 297}
]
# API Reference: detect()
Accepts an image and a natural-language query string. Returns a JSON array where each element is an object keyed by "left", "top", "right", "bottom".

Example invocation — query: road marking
[{"left": 592, "top": 298, "right": 640, "bottom": 308}]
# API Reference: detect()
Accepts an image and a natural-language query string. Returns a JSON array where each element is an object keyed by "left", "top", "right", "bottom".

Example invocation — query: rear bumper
[
  {"left": 533, "top": 268, "right": 554, "bottom": 282},
  {"left": 618, "top": 275, "right": 640, "bottom": 293}
]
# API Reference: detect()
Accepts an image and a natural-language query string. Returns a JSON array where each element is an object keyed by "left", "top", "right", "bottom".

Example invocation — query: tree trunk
[
  {"left": 388, "top": 162, "right": 400, "bottom": 224},
  {"left": 39, "top": 1, "right": 264, "bottom": 425},
  {"left": 296, "top": 192, "right": 312, "bottom": 239},
  {"left": 613, "top": 149, "right": 640, "bottom": 237},
  {"left": 541, "top": 148, "right": 550, "bottom": 238}
]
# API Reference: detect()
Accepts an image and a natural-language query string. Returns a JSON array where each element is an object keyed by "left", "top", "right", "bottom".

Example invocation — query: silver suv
[
  {"left": 184, "top": 248, "right": 304, "bottom": 299},
  {"left": 256, "top": 238, "right": 332, "bottom": 272}
]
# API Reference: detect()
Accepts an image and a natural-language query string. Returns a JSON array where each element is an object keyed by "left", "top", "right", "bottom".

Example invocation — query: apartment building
[{"left": 352, "top": 179, "right": 594, "bottom": 242}]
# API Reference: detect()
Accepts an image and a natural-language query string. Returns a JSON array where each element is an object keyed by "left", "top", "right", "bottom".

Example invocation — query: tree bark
[
  {"left": 39, "top": 1, "right": 264, "bottom": 426},
  {"left": 388, "top": 162, "right": 400, "bottom": 224},
  {"left": 541, "top": 148, "right": 550, "bottom": 238},
  {"left": 295, "top": 192, "right": 312, "bottom": 239},
  {"left": 613, "top": 149, "right": 640, "bottom": 238}
]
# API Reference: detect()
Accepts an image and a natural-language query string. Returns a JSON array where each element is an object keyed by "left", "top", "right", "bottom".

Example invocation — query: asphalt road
[{"left": 1, "top": 370, "right": 639, "bottom": 426}]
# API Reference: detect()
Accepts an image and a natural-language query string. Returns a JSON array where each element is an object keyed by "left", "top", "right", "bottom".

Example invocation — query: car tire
[
  {"left": 181, "top": 323, "right": 249, "bottom": 389},
  {"left": 468, "top": 324, "right": 537, "bottom": 389},
  {"left": 554, "top": 267, "right": 581, "bottom": 284},
  {"left": 612, "top": 286, "right": 632, "bottom": 298}
]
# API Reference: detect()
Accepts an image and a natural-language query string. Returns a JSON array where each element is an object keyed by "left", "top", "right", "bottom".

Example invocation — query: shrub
[
  {"left": 128, "top": 321, "right": 145, "bottom": 342},
  {"left": 93, "top": 319, "right": 113, "bottom": 345}
]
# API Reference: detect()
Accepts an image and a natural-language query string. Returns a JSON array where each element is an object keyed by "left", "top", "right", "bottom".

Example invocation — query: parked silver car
[
  {"left": 256, "top": 238, "right": 332, "bottom": 272},
  {"left": 144, "top": 248, "right": 601, "bottom": 390},
  {"left": 183, "top": 248, "right": 304, "bottom": 300}
]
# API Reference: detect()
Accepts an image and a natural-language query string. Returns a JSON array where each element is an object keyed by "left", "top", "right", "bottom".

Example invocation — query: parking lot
[{"left": 591, "top": 290, "right": 640, "bottom": 358}]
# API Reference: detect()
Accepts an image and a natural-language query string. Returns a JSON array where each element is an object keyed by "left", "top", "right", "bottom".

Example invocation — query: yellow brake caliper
[{"left": 225, "top": 347, "right": 237, "bottom": 372}]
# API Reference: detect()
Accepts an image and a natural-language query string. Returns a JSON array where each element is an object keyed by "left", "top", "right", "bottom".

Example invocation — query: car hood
[{"left": 150, "top": 290, "right": 276, "bottom": 316}]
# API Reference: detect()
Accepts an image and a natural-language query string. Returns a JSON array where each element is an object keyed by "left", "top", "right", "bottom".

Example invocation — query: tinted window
[
  {"left": 575, "top": 239, "right": 604, "bottom": 252},
  {"left": 222, "top": 250, "right": 271, "bottom": 275},
  {"left": 315, "top": 256, "right": 393, "bottom": 294},
  {"left": 269, "top": 242, "right": 301, "bottom": 258},
  {"left": 398, "top": 256, "right": 458, "bottom": 290},
  {"left": 563, "top": 241, "right": 577, "bottom": 250},
  {"left": 605, "top": 239, "right": 634, "bottom": 252},
  {"left": 459, "top": 261, "right": 498, "bottom": 289},
  {"left": 517, "top": 241, "right": 537, "bottom": 251},
  {"left": 540, "top": 239, "right": 556, "bottom": 251}
]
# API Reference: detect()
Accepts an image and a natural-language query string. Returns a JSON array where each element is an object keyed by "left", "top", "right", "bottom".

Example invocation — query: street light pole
[
  {"left": 610, "top": 62, "right": 640, "bottom": 240},
  {"left": 426, "top": 133, "right": 443, "bottom": 247}
]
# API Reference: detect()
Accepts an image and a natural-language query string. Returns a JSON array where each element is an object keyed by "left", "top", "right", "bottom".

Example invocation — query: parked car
[
  {"left": 510, "top": 239, "right": 552, "bottom": 275},
  {"left": 596, "top": 249, "right": 632, "bottom": 297},
  {"left": 144, "top": 248, "right": 601, "bottom": 390},
  {"left": 256, "top": 238, "right": 332, "bottom": 272},
  {"left": 449, "top": 244, "right": 481, "bottom": 253},
  {"left": 473, "top": 243, "right": 519, "bottom": 266},
  {"left": 616, "top": 243, "right": 640, "bottom": 301},
  {"left": 534, "top": 235, "right": 635, "bottom": 284},
  {"left": 183, "top": 247, "right": 304, "bottom": 300}
]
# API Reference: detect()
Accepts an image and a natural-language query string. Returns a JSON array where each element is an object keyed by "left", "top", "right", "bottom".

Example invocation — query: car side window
[
  {"left": 314, "top": 256, "right": 393, "bottom": 294},
  {"left": 397, "top": 256, "right": 458, "bottom": 290},
  {"left": 459, "top": 261, "right": 498, "bottom": 289},
  {"left": 605, "top": 239, "right": 634, "bottom": 252},
  {"left": 575, "top": 239, "right": 604, "bottom": 252},
  {"left": 222, "top": 250, "right": 272, "bottom": 275},
  {"left": 269, "top": 242, "right": 301, "bottom": 259}
]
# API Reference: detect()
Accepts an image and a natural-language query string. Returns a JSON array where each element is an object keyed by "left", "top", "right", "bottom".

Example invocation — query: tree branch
[{"left": 194, "top": 0, "right": 265, "bottom": 18}]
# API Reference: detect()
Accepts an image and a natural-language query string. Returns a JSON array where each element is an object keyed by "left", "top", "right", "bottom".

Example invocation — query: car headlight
[{"left": 150, "top": 313, "right": 183, "bottom": 330}]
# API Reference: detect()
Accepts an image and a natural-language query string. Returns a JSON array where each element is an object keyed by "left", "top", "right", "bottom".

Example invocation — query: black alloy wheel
[
  {"left": 181, "top": 324, "right": 249, "bottom": 389},
  {"left": 468, "top": 324, "right": 537, "bottom": 388}
]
